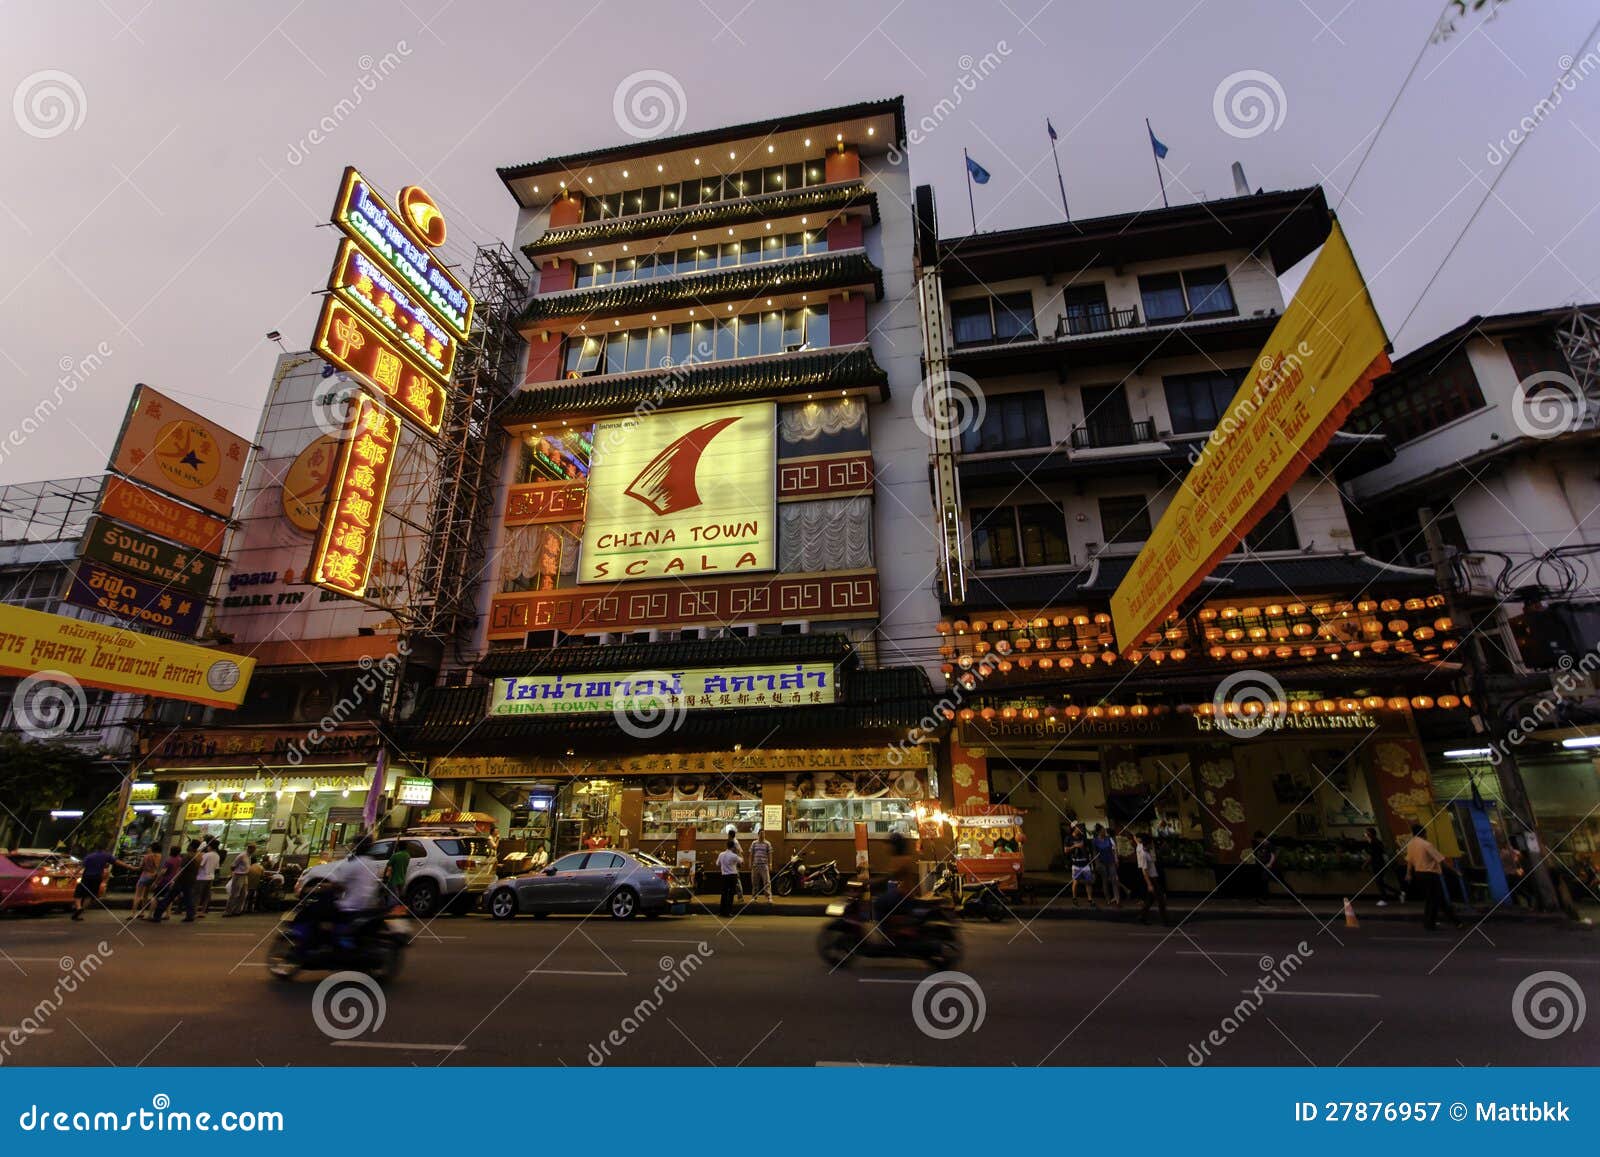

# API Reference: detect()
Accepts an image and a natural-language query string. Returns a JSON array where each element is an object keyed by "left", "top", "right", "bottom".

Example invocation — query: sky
[{"left": 3, "top": 0, "right": 1599, "bottom": 486}]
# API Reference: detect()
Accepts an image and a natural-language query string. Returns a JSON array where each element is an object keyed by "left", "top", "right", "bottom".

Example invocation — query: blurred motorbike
[
  {"left": 816, "top": 880, "right": 961, "bottom": 969},
  {"left": 264, "top": 881, "right": 411, "bottom": 982}
]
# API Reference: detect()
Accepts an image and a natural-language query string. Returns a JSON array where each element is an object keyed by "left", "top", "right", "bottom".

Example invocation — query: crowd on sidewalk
[{"left": 61, "top": 837, "right": 271, "bottom": 924}]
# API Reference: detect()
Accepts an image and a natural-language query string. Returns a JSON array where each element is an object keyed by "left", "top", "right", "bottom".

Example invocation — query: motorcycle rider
[
  {"left": 327, "top": 833, "right": 386, "bottom": 948},
  {"left": 873, "top": 832, "right": 921, "bottom": 933}
]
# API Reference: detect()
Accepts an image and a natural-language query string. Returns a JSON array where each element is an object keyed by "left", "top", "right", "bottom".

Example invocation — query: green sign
[{"left": 81, "top": 515, "right": 219, "bottom": 596}]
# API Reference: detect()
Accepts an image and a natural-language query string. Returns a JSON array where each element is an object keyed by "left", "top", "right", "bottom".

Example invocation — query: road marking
[
  {"left": 0, "top": 1026, "right": 53, "bottom": 1034},
  {"left": 1494, "top": 956, "right": 1600, "bottom": 965},
  {"left": 330, "top": 1040, "right": 464, "bottom": 1053},
  {"left": 195, "top": 932, "right": 256, "bottom": 938},
  {"left": 632, "top": 938, "right": 706, "bottom": 944},
  {"left": 1250, "top": 990, "right": 1380, "bottom": 999},
  {"left": 0, "top": 956, "right": 74, "bottom": 964},
  {"left": 857, "top": 977, "right": 921, "bottom": 984},
  {"left": 525, "top": 968, "right": 627, "bottom": 976},
  {"left": 1178, "top": 950, "right": 1279, "bottom": 957}
]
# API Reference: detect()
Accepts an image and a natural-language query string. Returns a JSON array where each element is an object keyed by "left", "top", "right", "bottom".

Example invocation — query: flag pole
[
  {"left": 963, "top": 149, "right": 978, "bottom": 232},
  {"left": 1049, "top": 122, "right": 1070, "bottom": 221},
  {"left": 1146, "top": 117, "right": 1169, "bottom": 208}
]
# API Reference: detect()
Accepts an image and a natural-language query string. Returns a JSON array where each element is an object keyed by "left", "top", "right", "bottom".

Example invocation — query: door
[
  {"left": 1080, "top": 384, "right": 1134, "bottom": 447},
  {"left": 1062, "top": 284, "right": 1111, "bottom": 335},
  {"left": 521, "top": 852, "right": 589, "bottom": 911},
  {"left": 571, "top": 851, "right": 625, "bottom": 910}
]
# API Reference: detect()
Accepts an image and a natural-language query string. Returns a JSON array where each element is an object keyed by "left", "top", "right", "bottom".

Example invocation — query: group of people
[
  {"left": 109, "top": 838, "right": 266, "bottom": 922},
  {"left": 1059, "top": 822, "right": 1169, "bottom": 923},
  {"left": 713, "top": 827, "right": 775, "bottom": 916}
]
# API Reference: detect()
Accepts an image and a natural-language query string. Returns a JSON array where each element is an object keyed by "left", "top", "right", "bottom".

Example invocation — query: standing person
[
  {"left": 246, "top": 851, "right": 265, "bottom": 912},
  {"left": 1251, "top": 831, "right": 1296, "bottom": 903},
  {"left": 151, "top": 843, "right": 197, "bottom": 923},
  {"left": 748, "top": 829, "right": 773, "bottom": 903},
  {"left": 71, "top": 844, "right": 123, "bottom": 921},
  {"left": 224, "top": 843, "right": 252, "bottom": 916},
  {"left": 1067, "top": 823, "right": 1094, "bottom": 907},
  {"left": 1404, "top": 823, "right": 1462, "bottom": 931},
  {"left": 1499, "top": 839, "right": 1528, "bottom": 907},
  {"left": 716, "top": 837, "right": 742, "bottom": 918},
  {"left": 1135, "top": 831, "right": 1168, "bottom": 926},
  {"left": 132, "top": 844, "right": 162, "bottom": 920},
  {"left": 194, "top": 839, "right": 221, "bottom": 917},
  {"left": 1092, "top": 824, "right": 1123, "bottom": 907},
  {"left": 383, "top": 840, "right": 411, "bottom": 909},
  {"left": 1362, "top": 827, "right": 1401, "bottom": 906}
]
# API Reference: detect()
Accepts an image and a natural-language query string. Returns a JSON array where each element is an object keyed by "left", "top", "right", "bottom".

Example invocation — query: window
[
  {"left": 1099, "top": 496, "right": 1152, "bottom": 545},
  {"left": 587, "top": 852, "right": 626, "bottom": 869},
  {"left": 1139, "top": 266, "right": 1236, "bottom": 323},
  {"left": 950, "top": 292, "right": 1037, "bottom": 346},
  {"left": 971, "top": 503, "right": 1070, "bottom": 569},
  {"left": 961, "top": 391, "right": 1050, "bottom": 453},
  {"left": 1242, "top": 496, "right": 1298, "bottom": 552},
  {"left": 365, "top": 841, "right": 393, "bottom": 859},
  {"left": 1347, "top": 350, "right": 1485, "bottom": 444},
  {"left": 562, "top": 308, "right": 828, "bottom": 377},
  {"left": 1163, "top": 369, "right": 1247, "bottom": 434},
  {"left": 549, "top": 853, "right": 588, "bottom": 872},
  {"left": 1504, "top": 333, "right": 1573, "bottom": 386},
  {"left": 1079, "top": 384, "right": 1136, "bottom": 447},
  {"left": 1062, "top": 284, "right": 1112, "bottom": 334}
]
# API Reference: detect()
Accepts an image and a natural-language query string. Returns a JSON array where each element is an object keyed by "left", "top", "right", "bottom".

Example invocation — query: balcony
[
  {"left": 523, "top": 181, "right": 878, "bottom": 259},
  {"left": 1069, "top": 419, "right": 1156, "bottom": 450},
  {"left": 948, "top": 311, "right": 1279, "bottom": 377},
  {"left": 1056, "top": 306, "right": 1140, "bottom": 337},
  {"left": 518, "top": 248, "right": 883, "bottom": 327}
]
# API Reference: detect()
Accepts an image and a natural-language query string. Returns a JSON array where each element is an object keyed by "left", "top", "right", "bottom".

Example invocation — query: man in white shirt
[
  {"left": 194, "top": 840, "right": 221, "bottom": 917},
  {"left": 716, "top": 838, "right": 743, "bottom": 918},
  {"left": 1136, "top": 832, "right": 1168, "bottom": 926},
  {"left": 330, "top": 836, "right": 386, "bottom": 914}
]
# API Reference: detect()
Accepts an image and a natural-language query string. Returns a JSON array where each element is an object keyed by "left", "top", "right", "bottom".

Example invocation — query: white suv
[{"left": 298, "top": 832, "right": 497, "bottom": 917}]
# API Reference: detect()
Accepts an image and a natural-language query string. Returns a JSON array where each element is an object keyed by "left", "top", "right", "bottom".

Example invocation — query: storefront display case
[
  {"left": 641, "top": 797, "right": 762, "bottom": 841},
  {"left": 787, "top": 795, "right": 914, "bottom": 836}
]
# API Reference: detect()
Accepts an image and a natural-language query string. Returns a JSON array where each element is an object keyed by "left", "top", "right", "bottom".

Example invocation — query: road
[{"left": 1, "top": 906, "right": 1596, "bottom": 1067}]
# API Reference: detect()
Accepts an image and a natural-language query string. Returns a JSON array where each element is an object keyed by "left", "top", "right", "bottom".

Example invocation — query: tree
[{"left": 0, "top": 734, "right": 108, "bottom": 849}]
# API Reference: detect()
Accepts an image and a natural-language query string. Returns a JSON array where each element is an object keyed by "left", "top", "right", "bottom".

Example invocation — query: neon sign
[
  {"left": 328, "top": 239, "right": 456, "bottom": 384},
  {"left": 398, "top": 186, "right": 446, "bottom": 247},
  {"left": 313, "top": 298, "right": 448, "bottom": 435},
  {"left": 331, "top": 167, "right": 472, "bottom": 339},
  {"left": 308, "top": 393, "right": 401, "bottom": 599}
]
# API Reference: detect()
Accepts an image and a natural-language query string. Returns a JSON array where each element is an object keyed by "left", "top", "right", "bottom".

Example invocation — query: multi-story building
[
  {"left": 1346, "top": 305, "right": 1600, "bottom": 860},
  {"left": 916, "top": 186, "right": 1480, "bottom": 890},
  {"left": 401, "top": 98, "right": 941, "bottom": 871}
]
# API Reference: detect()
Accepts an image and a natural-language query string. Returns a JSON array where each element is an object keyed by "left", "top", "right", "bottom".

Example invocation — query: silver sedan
[{"left": 486, "top": 850, "right": 691, "bottom": 920}]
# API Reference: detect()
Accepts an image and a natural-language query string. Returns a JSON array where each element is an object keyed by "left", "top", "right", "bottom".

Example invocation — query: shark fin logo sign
[{"left": 623, "top": 416, "right": 741, "bottom": 516}]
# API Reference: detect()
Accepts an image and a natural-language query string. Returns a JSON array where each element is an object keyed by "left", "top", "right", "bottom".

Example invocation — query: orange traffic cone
[{"left": 1343, "top": 897, "right": 1359, "bottom": 928}]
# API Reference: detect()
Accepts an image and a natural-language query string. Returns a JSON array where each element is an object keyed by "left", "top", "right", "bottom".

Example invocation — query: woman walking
[
  {"left": 1092, "top": 824, "right": 1123, "bottom": 906},
  {"left": 131, "top": 844, "right": 162, "bottom": 920},
  {"left": 1066, "top": 822, "right": 1095, "bottom": 906}
]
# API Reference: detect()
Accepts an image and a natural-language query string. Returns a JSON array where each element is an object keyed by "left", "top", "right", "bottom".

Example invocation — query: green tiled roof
[
  {"left": 524, "top": 183, "right": 878, "bottom": 258},
  {"left": 496, "top": 344, "right": 887, "bottom": 423},
  {"left": 518, "top": 249, "right": 883, "bottom": 325}
]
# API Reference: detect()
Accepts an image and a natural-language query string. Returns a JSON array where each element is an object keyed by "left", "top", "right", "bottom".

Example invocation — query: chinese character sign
[
  {"left": 327, "top": 239, "right": 457, "bottom": 385},
  {"left": 312, "top": 298, "right": 447, "bottom": 435},
  {"left": 308, "top": 393, "right": 401, "bottom": 599},
  {"left": 108, "top": 385, "right": 251, "bottom": 518}
]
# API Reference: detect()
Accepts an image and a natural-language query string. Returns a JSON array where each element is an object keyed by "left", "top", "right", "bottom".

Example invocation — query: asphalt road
[{"left": 1, "top": 904, "right": 1596, "bottom": 1067}]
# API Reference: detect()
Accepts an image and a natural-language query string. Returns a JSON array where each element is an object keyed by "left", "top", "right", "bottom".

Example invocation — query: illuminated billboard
[
  {"left": 308, "top": 393, "right": 402, "bottom": 599},
  {"left": 108, "top": 385, "right": 250, "bottom": 519},
  {"left": 80, "top": 515, "right": 218, "bottom": 596},
  {"left": 491, "top": 664, "right": 837, "bottom": 717},
  {"left": 327, "top": 239, "right": 457, "bottom": 384},
  {"left": 64, "top": 560, "right": 206, "bottom": 636},
  {"left": 98, "top": 476, "right": 228, "bottom": 555},
  {"left": 312, "top": 297, "right": 448, "bottom": 435},
  {"left": 580, "top": 402, "right": 776, "bottom": 583}
]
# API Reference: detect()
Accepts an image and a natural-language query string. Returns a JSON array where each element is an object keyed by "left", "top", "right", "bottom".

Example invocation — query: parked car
[
  {"left": 0, "top": 849, "right": 80, "bottom": 914},
  {"left": 297, "top": 833, "right": 496, "bottom": 918},
  {"left": 486, "top": 849, "right": 691, "bottom": 920}
]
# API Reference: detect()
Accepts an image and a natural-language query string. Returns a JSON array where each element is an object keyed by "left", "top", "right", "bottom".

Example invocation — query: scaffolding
[
  {"left": 1555, "top": 305, "right": 1600, "bottom": 401},
  {"left": 0, "top": 475, "right": 104, "bottom": 545}
]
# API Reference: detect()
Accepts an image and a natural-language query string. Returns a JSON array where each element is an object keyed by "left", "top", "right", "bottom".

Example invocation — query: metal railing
[
  {"left": 1057, "top": 305, "right": 1141, "bottom": 337},
  {"left": 1069, "top": 418, "right": 1156, "bottom": 449}
]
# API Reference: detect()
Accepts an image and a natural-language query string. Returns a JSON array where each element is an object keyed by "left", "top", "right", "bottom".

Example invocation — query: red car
[{"left": 0, "top": 849, "right": 80, "bottom": 913}]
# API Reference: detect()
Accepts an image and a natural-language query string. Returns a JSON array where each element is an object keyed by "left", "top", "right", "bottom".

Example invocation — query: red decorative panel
[
  {"left": 488, "top": 569, "right": 879, "bottom": 639},
  {"left": 777, "top": 453, "right": 874, "bottom": 500},
  {"left": 505, "top": 480, "right": 587, "bottom": 525}
]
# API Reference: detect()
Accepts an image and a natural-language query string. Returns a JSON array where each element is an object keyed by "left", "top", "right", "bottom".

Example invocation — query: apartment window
[
  {"left": 1348, "top": 350, "right": 1485, "bottom": 444},
  {"left": 1504, "top": 333, "right": 1573, "bottom": 385},
  {"left": 573, "top": 230, "right": 827, "bottom": 287},
  {"left": 950, "top": 292, "right": 1037, "bottom": 347},
  {"left": 577, "top": 159, "right": 832, "bottom": 225},
  {"left": 1139, "top": 266, "right": 1236, "bottom": 323},
  {"left": 961, "top": 391, "right": 1050, "bottom": 454},
  {"left": 561, "top": 307, "right": 829, "bottom": 376},
  {"left": 1242, "top": 496, "right": 1298, "bottom": 552},
  {"left": 1062, "top": 284, "right": 1112, "bottom": 334},
  {"left": 2, "top": 568, "right": 61, "bottom": 610},
  {"left": 1099, "top": 495, "right": 1152, "bottom": 545},
  {"left": 1163, "top": 369, "right": 1247, "bottom": 434},
  {"left": 971, "top": 503, "right": 1070, "bottom": 569}
]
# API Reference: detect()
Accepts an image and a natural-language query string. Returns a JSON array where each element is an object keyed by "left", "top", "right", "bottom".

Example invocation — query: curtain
[
  {"left": 779, "top": 396, "right": 867, "bottom": 445},
  {"left": 779, "top": 496, "right": 872, "bottom": 572}
]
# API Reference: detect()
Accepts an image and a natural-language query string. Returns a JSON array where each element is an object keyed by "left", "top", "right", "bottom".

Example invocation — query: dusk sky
[{"left": 3, "top": 0, "right": 1598, "bottom": 484}]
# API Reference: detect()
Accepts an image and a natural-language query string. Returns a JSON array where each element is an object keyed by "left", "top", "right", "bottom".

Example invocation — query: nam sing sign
[
  {"left": 490, "top": 663, "right": 836, "bottom": 717},
  {"left": 581, "top": 402, "right": 776, "bottom": 583}
]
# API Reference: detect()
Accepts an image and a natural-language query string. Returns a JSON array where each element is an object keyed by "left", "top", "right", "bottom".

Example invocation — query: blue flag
[
  {"left": 965, "top": 154, "right": 991, "bottom": 184},
  {"left": 1047, "top": 119, "right": 1058, "bottom": 142},
  {"left": 1148, "top": 124, "right": 1169, "bottom": 159}
]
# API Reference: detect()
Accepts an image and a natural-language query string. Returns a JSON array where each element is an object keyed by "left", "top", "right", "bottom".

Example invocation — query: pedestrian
[
  {"left": 1499, "top": 839, "right": 1528, "bottom": 906},
  {"left": 1362, "top": 826, "right": 1400, "bottom": 906},
  {"left": 1135, "top": 831, "right": 1168, "bottom": 926},
  {"left": 383, "top": 840, "right": 411, "bottom": 908},
  {"left": 224, "top": 843, "right": 252, "bottom": 915},
  {"left": 1404, "top": 823, "right": 1462, "bottom": 931},
  {"left": 150, "top": 843, "right": 193, "bottom": 923},
  {"left": 1251, "top": 831, "right": 1296, "bottom": 903},
  {"left": 716, "top": 836, "right": 742, "bottom": 918},
  {"left": 132, "top": 843, "right": 162, "bottom": 919},
  {"left": 71, "top": 844, "right": 124, "bottom": 921},
  {"left": 1067, "top": 822, "right": 1094, "bottom": 906},
  {"left": 246, "top": 852, "right": 265, "bottom": 911},
  {"left": 194, "top": 838, "right": 221, "bottom": 917},
  {"left": 1092, "top": 824, "right": 1123, "bottom": 906},
  {"left": 749, "top": 829, "right": 773, "bottom": 903}
]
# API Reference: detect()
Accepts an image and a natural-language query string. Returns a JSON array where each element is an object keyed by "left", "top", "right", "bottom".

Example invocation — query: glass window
[
  {"left": 961, "top": 391, "right": 1050, "bottom": 453},
  {"left": 366, "top": 841, "right": 393, "bottom": 859},
  {"left": 1017, "top": 503, "right": 1071, "bottom": 566},
  {"left": 690, "top": 319, "right": 715, "bottom": 359},
  {"left": 741, "top": 238, "right": 762, "bottom": 264},
  {"left": 715, "top": 318, "right": 736, "bottom": 361},
  {"left": 762, "top": 234, "right": 784, "bottom": 260},
  {"left": 605, "top": 332, "right": 627, "bottom": 375},
  {"left": 1348, "top": 349, "right": 1486, "bottom": 444},
  {"left": 1139, "top": 272, "right": 1187, "bottom": 323},
  {"left": 669, "top": 323, "right": 691, "bottom": 366},
  {"left": 784, "top": 231, "right": 805, "bottom": 259},
  {"left": 625, "top": 329, "right": 648, "bottom": 372},
  {"left": 804, "top": 230, "right": 827, "bottom": 254},
  {"left": 1163, "top": 369, "right": 1245, "bottom": 434},
  {"left": 805, "top": 306, "right": 829, "bottom": 348},
  {"left": 1185, "top": 266, "right": 1235, "bottom": 317},
  {"left": 951, "top": 298, "right": 994, "bottom": 346},
  {"left": 783, "top": 309, "right": 805, "bottom": 350},
  {"left": 1099, "top": 496, "right": 1152, "bottom": 545},
  {"left": 586, "top": 852, "right": 625, "bottom": 869},
  {"left": 971, "top": 506, "right": 1020, "bottom": 569},
  {"left": 1243, "top": 496, "right": 1299, "bottom": 552},
  {"left": 575, "top": 264, "right": 594, "bottom": 289},
  {"left": 806, "top": 162, "right": 823, "bottom": 186},
  {"left": 549, "top": 853, "right": 588, "bottom": 872},
  {"left": 661, "top": 184, "right": 678, "bottom": 208},
  {"left": 764, "top": 166, "right": 786, "bottom": 193},
  {"left": 601, "top": 193, "right": 622, "bottom": 219},
  {"left": 400, "top": 840, "right": 427, "bottom": 858},
  {"left": 993, "top": 292, "right": 1037, "bottom": 342},
  {"left": 680, "top": 181, "right": 701, "bottom": 208},
  {"left": 638, "top": 186, "right": 661, "bottom": 213},
  {"left": 646, "top": 327, "right": 671, "bottom": 370},
  {"left": 735, "top": 315, "right": 759, "bottom": 359},
  {"left": 760, "top": 311, "right": 783, "bottom": 355},
  {"left": 570, "top": 335, "right": 604, "bottom": 375},
  {"left": 719, "top": 242, "right": 740, "bottom": 267},
  {"left": 591, "top": 261, "right": 613, "bottom": 286},
  {"left": 786, "top": 162, "right": 804, "bottom": 191}
]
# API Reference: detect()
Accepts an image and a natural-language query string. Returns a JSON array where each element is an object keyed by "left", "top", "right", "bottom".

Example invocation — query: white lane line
[
  {"left": 1494, "top": 956, "right": 1600, "bottom": 965},
  {"left": 0, "top": 957, "right": 74, "bottom": 964},
  {"left": 1251, "top": 990, "right": 1380, "bottom": 999},
  {"left": 857, "top": 977, "right": 921, "bottom": 984},
  {"left": 525, "top": 968, "right": 627, "bottom": 976},
  {"left": 1178, "top": 950, "right": 1281, "bottom": 957},
  {"left": 195, "top": 932, "right": 256, "bottom": 938},
  {"left": 330, "top": 1040, "right": 465, "bottom": 1052},
  {"left": 632, "top": 938, "right": 706, "bottom": 944},
  {"left": 0, "top": 1026, "right": 53, "bottom": 1034}
]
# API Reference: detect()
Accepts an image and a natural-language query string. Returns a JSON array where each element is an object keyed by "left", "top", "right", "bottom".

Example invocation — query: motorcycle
[
  {"left": 816, "top": 881, "right": 962, "bottom": 969},
  {"left": 264, "top": 882, "right": 412, "bottom": 983},
  {"left": 932, "top": 863, "right": 1009, "bottom": 922},
  {"left": 772, "top": 853, "right": 841, "bottom": 897}
]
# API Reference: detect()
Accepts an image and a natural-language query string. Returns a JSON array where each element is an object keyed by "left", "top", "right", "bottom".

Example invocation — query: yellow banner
[
  {"left": 430, "top": 746, "right": 933, "bottom": 780},
  {"left": 185, "top": 796, "right": 257, "bottom": 822},
  {"left": 1111, "top": 220, "right": 1388, "bottom": 652},
  {"left": 0, "top": 602, "right": 254, "bottom": 709}
]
